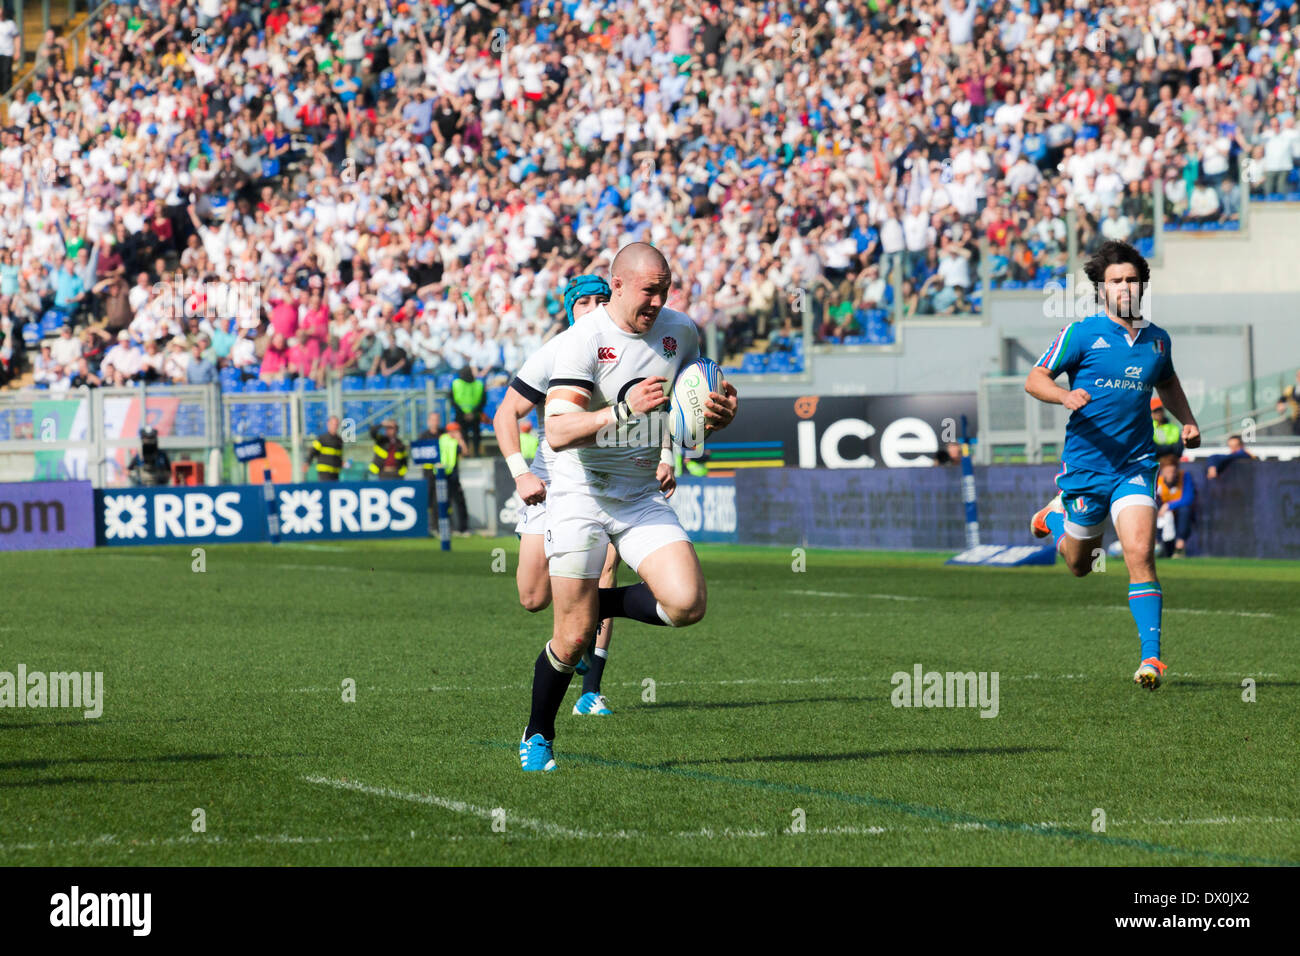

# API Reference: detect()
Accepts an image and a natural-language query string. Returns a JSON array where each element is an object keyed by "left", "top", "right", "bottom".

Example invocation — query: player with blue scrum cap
[
  {"left": 1026, "top": 240, "right": 1201, "bottom": 690},
  {"left": 519, "top": 243, "right": 738, "bottom": 772},
  {"left": 494, "top": 274, "right": 622, "bottom": 717}
]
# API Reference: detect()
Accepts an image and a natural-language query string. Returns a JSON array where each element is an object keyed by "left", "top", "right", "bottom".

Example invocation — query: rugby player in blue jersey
[{"left": 1026, "top": 240, "right": 1201, "bottom": 690}]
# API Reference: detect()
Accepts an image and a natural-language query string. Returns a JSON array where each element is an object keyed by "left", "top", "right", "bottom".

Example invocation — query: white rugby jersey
[
  {"left": 546, "top": 305, "right": 700, "bottom": 497},
  {"left": 509, "top": 332, "right": 563, "bottom": 485}
]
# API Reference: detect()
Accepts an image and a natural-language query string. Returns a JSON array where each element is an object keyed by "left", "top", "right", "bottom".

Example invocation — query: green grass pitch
[{"left": 3, "top": 538, "right": 1297, "bottom": 866}]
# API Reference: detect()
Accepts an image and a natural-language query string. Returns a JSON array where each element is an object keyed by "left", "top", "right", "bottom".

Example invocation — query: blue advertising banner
[
  {"left": 734, "top": 462, "right": 1300, "bottom": 558},
  {"left": 273, "top": 481, "right": 428, "bottom": 541},
  {"left": 96, "top": 480, "right": 430, "bottom": 546},
  {"left": 0, "top": 481, "right": 96, "bottom": 551},
  {"left": 97, "top": 486, "right": 267, "bottom": 546},
  {"left": 409, "top": 439, "right": 441, "bottom": 466},
  {"left": 234, "top": 438, "right": 267, "bottom": 463},
  {"left": 668, "top": 477, "right": 737, "bottom": 544}
]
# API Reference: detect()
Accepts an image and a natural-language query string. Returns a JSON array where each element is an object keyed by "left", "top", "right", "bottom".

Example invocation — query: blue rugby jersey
[{"left": 1036, "top": 313, "right": 1177, "bottom": 474}]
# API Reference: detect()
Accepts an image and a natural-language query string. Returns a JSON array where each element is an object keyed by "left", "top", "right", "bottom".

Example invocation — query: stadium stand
[{"left": 0, "top": 0, "right": 1296, "bottom": 397}]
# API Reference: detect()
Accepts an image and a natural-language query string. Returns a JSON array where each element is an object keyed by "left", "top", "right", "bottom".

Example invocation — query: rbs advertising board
[{"left": 95, "top": 481, "right": 429, "bottom": 546}]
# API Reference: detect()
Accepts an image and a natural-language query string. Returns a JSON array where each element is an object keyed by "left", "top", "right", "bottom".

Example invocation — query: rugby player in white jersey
[
  {"left": 494, "top": 274, "right": 622, "bottom": 716},
  {"left": 519, "top": 243, "right": 739, "bottom": 772}
]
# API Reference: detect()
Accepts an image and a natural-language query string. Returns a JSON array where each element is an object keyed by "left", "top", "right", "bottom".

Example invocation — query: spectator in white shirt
[
  {"left": 101, "top": 332, "right": 144, "bottom": 386},
  {"left": 49, "top": 324, "right": 82, "bottom": 369}
]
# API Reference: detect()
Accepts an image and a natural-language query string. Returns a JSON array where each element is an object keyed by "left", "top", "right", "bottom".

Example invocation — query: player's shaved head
[
  {"left": 611, "top": 242, "right": 669, "bottom": 280},
  {"left": 607, "top": 243, "right": 673, "bottom": 335}
]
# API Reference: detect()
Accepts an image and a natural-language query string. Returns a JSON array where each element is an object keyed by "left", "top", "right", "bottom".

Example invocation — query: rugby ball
[{"left": 668, "top": 357, "right": 724, "bottom": 449}]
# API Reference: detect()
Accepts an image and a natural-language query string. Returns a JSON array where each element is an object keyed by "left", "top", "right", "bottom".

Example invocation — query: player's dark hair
[
  {"left": 1228, "top": 434, "right": 1243, "bottom": 444},
  {"left": 1083, "top": 240, "right": 1150, "bottom": 291}
]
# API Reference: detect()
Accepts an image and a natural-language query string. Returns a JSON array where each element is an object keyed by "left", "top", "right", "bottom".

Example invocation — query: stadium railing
[
  {"left": 0, "top": 0, "right": 112, "bottom": 116},
  {"left": 0, "top": 379, "right": 468, "bottom": 486},
  {"left": 1196, "top": 368, "right": 1300, "bottom": 443}
]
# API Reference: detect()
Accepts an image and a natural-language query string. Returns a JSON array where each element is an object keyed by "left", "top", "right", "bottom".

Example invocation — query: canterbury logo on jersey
[
  {"left": 1090, "top": 337, "right": 1110, "bottom": 349},
  {"left": 597, "top": 347, "right": 617, "bottom": 362}
]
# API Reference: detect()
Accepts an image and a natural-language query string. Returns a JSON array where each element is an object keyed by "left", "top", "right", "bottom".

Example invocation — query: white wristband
[
  {"left": 506, "top": 452, "right": 529, "bottom": 479},
  {"left": 660, "top": 446, "right": 675, "bottom": 467}
]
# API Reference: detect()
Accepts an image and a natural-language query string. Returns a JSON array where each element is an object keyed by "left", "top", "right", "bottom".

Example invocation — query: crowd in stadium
[{"left": 0, "top": 0, "right": 1297, "bottom": 392}]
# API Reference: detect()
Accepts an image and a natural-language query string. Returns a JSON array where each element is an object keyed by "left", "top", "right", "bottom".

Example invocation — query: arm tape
[{"left": 544, "top": 398, "right": 587, "bottom": 418}]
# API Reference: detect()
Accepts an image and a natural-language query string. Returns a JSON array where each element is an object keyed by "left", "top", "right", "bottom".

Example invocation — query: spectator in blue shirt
[
  {"left": 1205, "top": 434, "right": 1254, "bottom": 480},
  {"left": 186, "top": 337, "right": 219, "bottom": 385},
  {"left": 53, "top": 260, "right": 86, "bottom": 316}
]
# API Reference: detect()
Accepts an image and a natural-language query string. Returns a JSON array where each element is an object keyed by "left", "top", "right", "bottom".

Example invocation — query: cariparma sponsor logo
[{"left": 1092, "top": 377, "right": 1151, "bottom": 391}]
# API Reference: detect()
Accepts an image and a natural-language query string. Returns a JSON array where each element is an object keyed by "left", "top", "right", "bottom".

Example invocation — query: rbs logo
[{"left": 102, "top": 491, "right": 244, "bottom": 541}]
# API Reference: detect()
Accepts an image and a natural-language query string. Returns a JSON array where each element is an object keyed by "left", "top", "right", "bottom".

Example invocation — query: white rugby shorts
[
  {"left": 544, "top": 489, "right": 689, "bottom": 578},
  {"left": 515, "top": 501, "right": 548, "bottom": 537}
]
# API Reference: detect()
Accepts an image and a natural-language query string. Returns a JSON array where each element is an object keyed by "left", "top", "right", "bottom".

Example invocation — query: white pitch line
[
  {"left": 0, "top": 832, "right": 407, "bottom": 852},
  {"left": 787, "top": 590, "right": 922, "bottom": 601},
  {"left": 1112, "top": 816, "right": 1300, "bottom": 827},
  {"left": 285, "top": 671, "right": 1287, "bottom": 694},
  {"left": 302, "top": 775, "right": 598, "bottom": 839},
  {"left": 1082, "top": 604, "right": 1276, "bottom": 619},
  {"left": 272, "top": 563, "right": 354, "bottom": 573},
  {"left": 300, "top": 775, "right": 901, "bottom": 840}
]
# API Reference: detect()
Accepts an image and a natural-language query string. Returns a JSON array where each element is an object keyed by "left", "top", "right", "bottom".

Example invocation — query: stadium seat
[
  {"left": 22, "top": 324, "right": 39, "bottom": 346},
  {"left": 388, "top": 374, "right": 414, "bottom": 391},
  {"left": 365, "top": 375, "right": 389, "bottom": 390},
  {"left": 248, "top": 380, "right": 270, "bottom": 393},
  {"left": 295, "top": 377, "right": 317, "bottom": 391},
  {"left": 274, "top": 378, "right": 295, "bottom": 392},
  {"left": 435, "top": 374, "right": 455, "bottom": 391},
  {"left": 341, "top": 375, "right": 365, "bottom": 392}
]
